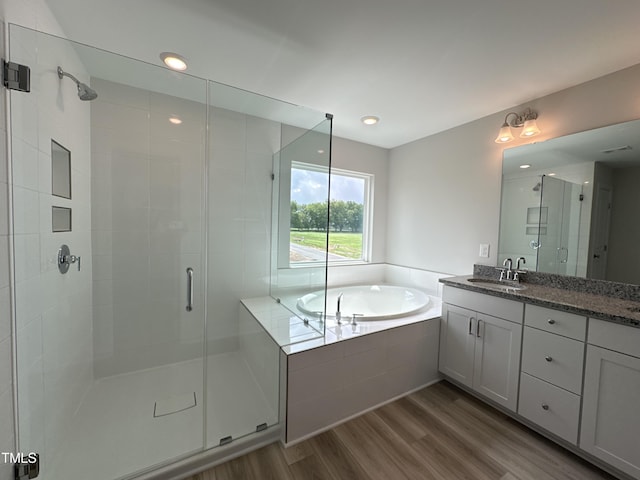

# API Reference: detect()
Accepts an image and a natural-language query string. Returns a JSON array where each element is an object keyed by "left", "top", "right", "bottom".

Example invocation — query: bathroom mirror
[
  {"left": 51, "top": 139, "right": 71, "bottom": 199},
  {"left": 498, "top": 118, "right": 640, "bottom": 285}
]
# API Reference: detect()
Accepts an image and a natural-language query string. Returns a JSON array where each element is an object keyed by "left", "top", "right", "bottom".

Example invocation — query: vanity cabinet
[
  {"left": 440, "top": 286, "right": 523, "bottom": 411},
  {"left": 580, "top": 319, "right": 640, "bottom": 479},
  {"left": 518, "top": 304, "right": 586, "bottom": 444}
]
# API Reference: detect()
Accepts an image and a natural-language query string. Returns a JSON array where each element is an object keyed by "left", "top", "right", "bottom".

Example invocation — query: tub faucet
[{"left": 336, "top": 292, "right": 344, "bottom": 324}]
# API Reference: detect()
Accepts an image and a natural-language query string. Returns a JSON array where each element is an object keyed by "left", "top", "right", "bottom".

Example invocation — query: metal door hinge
[
  {"left": 256, "top": 422, "right": 268, "bottom": 432},
  {"left": 3, "top": 60, "right": 31, "bottom": 92},
  {"left": 14, "top": 453, "right": 39, "bottom": 480}
]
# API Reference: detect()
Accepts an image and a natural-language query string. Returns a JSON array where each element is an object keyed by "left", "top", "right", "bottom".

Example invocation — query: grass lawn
[{"left": 290, "top": 230, "right": 363, "bottom": 259}]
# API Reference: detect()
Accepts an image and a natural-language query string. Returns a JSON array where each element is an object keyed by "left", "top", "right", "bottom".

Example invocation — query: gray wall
[
  {"left": 387, "top": 64, "right": 640, "bottom": 275},
  {"left": 607, "top": 166, "right": 640, "bottom": 283}
]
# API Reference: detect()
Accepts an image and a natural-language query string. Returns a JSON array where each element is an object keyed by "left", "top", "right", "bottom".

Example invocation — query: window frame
[{"left": 289, "top": 161, "right": 374, "bottom": 267}]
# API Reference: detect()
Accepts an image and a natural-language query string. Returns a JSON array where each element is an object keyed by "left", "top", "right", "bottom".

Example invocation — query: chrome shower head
[{"left": 57, "top": 66, "right": 98, "bottom": 101}]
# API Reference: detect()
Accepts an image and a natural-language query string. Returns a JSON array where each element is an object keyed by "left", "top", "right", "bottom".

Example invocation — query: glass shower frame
[{"left": 7, "top": 24, "right": 331, "bottom": 480}]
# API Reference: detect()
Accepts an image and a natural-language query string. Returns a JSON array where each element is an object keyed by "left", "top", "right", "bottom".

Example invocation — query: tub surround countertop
[
  {"left": 440, "top": 274, "right": 640, "bottom": 329},
  {"left": 241, "top": 295, "right": 442, "bottom": 355}
]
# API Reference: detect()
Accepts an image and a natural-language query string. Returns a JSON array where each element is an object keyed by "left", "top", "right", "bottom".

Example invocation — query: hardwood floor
[{"left": 186, "top": 381, "right": 616, "bottom": 480}]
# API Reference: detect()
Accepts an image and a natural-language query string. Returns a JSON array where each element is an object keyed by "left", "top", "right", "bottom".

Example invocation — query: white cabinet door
[
  {"left": 473, "top": 313, "right": 522, "bottom": 411},
  {"left": 581, "top": 345, "right": 640, "bottom": 479},
  {"left": 439, "top": 304, "right": 476, "bottom": 388}
]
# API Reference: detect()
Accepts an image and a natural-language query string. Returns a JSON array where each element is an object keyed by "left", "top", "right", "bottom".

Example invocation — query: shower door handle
[{"left": 186, "top": 267, "right": 194, "bottom": 312}]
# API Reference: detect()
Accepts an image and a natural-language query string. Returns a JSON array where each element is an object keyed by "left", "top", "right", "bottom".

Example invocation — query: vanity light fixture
[
  {"left": 495, "top": 108, "right": 540, "bottom": 143},
  {"left": 361, "top": 116, "right": 379, "bottom": 125},
  {"left": 160, "top": 52, "right": 188, "bottom": 71}
]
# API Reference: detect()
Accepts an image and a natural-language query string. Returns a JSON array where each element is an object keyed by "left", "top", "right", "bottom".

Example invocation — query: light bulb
[
  {"left": 361, "top": 116, "right": 379, "bottom": 125},
  {"left": 520, "top": 118, "right": 541, "bottom": 138},
  {"left": 495, "top": 124, "right": 514, "bottom": 143},
  {"left": 160, "top": 52, "right": 188, "bottom": 71}
]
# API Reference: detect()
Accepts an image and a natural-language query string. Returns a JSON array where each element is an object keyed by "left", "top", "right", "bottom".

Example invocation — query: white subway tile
[
  {"left": 0, "top": 287, "right": 10, "bottom": 342},
  {"left": 0, "top": 237, "right": 9, "bottom": 290},
  {"left": 0, "top": 337, "right": 12, "bottom": 398},
  {"left": 12, "top": 187, "right": 40, "bottom": 234},
  {"left": 13, "top": 234, "right": 40, "bottom": 283},
  {"left": 11, "top": 140, "right": 39, "bottom": 191},
  {"left": 288, "top": 341, "right": 345, "bottom": 372}
]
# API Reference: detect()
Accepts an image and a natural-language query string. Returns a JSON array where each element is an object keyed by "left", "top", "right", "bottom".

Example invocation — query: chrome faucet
[
  {"left": 514, "top": 257, "right": 526, "bottom": 281},
  {"left": 501, "top": 258, "right": 513, "bottom": 281},
  {"left": 336, "top": 292, "right": 344, "bottom": 324}
]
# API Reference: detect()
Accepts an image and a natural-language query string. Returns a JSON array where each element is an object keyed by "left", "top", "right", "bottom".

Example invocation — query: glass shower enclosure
[
  {"left": 8, "top": 24, "right": 330, "bottom": 479},
  {"left": 498, "top": 174, "right": 583, "bottom": 275}
]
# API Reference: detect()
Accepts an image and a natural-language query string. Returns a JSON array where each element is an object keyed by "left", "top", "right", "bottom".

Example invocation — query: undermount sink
[{"left": 466, "top": 277, "right": 527, "bottom": 291}]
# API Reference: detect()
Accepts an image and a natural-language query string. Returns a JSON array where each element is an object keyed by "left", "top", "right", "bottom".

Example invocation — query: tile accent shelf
[
  {"left": 240, "top": 295, "right": 442, "bottom": 445},
  {"left": 440, "top": 266, "right": 640, "bottom": 480}
]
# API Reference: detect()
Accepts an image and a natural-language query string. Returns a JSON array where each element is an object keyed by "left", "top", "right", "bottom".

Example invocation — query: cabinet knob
[
  {"left": 541, "top": 403, "right": 549, "bottom": 411},
  {"left": 545, "top": 355, "right": 553, "bottom": 362},
  {"left": 547, "top": 319, "right": 556, "bottom": 325}
]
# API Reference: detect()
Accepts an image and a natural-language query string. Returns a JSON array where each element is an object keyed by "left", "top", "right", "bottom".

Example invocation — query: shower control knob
[
  {"left": 57, "top": 244, "right": 81, "bottom": 273},
  {"left": 68, "top": 255, "right": 81, "bottom": 271}
]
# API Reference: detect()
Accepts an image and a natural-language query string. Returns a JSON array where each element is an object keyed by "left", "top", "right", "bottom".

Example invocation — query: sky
[{"left": 291, "top": 167, "right": 365, "bottom": 205}]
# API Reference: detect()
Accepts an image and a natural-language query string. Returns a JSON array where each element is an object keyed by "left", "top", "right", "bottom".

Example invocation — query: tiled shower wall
[
  {"left": 7, "top": 25, "right": 94, "bottom": 471},
  {"left": 91, "top": 80, "right": 282, "bottom": 374},
  {"left": 91, "top": 78, "right": 207, "bottom": 377},
  {"left": 207, "top": 107, "right": 281, "bottom": 353}
]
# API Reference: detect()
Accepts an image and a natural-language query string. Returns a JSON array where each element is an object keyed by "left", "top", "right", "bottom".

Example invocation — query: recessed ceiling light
[
  {"left": 548, "top": 173, "right": 556, "bottom": 176},
  {"left": 169, "top": 115, "right": 182, "bottom": 125},
  {"left": 584, "top": 181, "right": 590, "bottom": 184},
  {"left": 361, "top": 116, "right": 379, "bottom": 125},
  {"left": 160, "top": 52, "right": 188, "bottom": 71},
  {"left": 519, "top": 164, "right": 531, "bottom": 169},
  {"left": 317, "top": 149, "right": 325, "bottom": 154}
]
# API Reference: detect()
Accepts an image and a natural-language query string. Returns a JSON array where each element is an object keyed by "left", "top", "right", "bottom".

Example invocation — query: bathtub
[{"left": 296, "top": 284, "right": 430, "bottom": 321}]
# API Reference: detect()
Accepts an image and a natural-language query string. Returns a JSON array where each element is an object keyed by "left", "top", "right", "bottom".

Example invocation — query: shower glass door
[
  {"left": 537, "top": 176, "right": 582, "bottom": 275},
  {"left": 10, "top": 25, "right": 207, "bottom": 479}
]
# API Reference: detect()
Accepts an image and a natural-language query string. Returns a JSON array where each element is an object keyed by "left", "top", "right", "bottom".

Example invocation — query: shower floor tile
[{"left": 42, "top": 351, "right": 275, "bottom": 480}]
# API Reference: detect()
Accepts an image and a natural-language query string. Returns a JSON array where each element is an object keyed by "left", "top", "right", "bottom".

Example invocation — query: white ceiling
[{"left": 46, "top": 0, "right": 640, "bottom": 149}]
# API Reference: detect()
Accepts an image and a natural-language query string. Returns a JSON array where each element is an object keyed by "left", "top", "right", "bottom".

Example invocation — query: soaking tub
[{"left": 296, "top": 284, "right": 430, "bottom": 321}]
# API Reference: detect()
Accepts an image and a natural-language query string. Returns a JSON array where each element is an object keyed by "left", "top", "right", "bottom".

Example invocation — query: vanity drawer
[
  {"left": 588, "top": 318, "right": 640, "bottom": 358},
  {"left": 521, "top": 327, "right": 585, "bottom": 394},
  {"left": 525, "top": 304, "right": 587, "bottom": 340},
  {"left": 443, "top": 286, "right": 523, "bottom": 322},
  {"left": 518, "top": 372, "right": 580, "bottom": 445}
]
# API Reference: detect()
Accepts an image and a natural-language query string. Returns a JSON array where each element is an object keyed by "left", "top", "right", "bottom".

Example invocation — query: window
[{"left": 290, "top": 162, "right": 372, "bottom": 264}]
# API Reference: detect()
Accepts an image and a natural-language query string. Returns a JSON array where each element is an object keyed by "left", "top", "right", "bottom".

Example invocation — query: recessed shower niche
[{"left": 51, "top": 139, "right": 71, "bottom": 199}]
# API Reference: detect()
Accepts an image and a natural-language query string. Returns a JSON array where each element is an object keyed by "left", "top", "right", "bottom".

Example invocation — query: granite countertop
[{"left": 440, "top": 275, "right": 640, "bottom": 328}]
